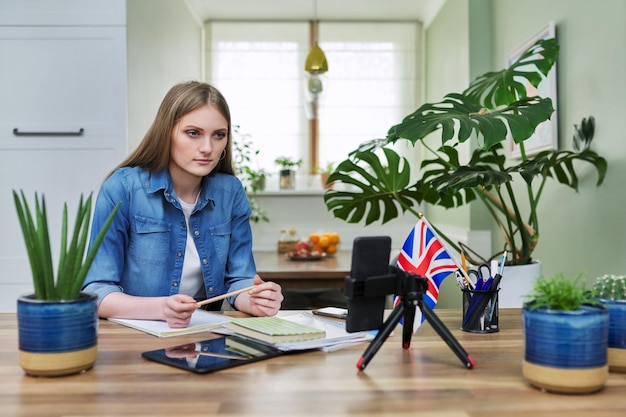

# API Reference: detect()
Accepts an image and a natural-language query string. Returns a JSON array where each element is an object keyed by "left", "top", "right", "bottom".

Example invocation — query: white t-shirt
[{"left": 178, "top": 199, "right": 204, "bottom": 298}]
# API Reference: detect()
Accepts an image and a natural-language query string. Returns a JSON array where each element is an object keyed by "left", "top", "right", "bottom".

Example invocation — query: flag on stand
[{"left": 393, "top": 216, "right": 463, "bottom": 333}]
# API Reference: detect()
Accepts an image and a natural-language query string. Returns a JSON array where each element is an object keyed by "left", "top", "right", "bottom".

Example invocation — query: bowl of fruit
[{"left": 287, "top": 231, "right": 340, "bottom": 261}]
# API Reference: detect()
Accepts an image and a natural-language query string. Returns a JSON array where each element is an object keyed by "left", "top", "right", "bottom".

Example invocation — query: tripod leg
[
  {"left": 357, "top": 303, "right": 404, "bottom": 371},
  {"left": 402, "top": 303, "right": 415, "bottom": 349},
  {"left": 419, "top": 300, "right": 475, "bottom": 369}
]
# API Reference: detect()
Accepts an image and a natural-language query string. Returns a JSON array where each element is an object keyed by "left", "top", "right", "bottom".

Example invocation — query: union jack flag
[{"left": 393, "top": 216, "right": 462, "bottom": 333}]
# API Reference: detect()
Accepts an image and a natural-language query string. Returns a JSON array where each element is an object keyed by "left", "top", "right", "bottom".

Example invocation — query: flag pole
[{"left": 418, "top": 213, "right": 474, "bottom": 289}]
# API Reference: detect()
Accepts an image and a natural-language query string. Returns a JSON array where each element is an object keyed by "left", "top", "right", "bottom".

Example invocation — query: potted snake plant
[{"left": 13, "top": 190, "right": 119, "bottom": 376}]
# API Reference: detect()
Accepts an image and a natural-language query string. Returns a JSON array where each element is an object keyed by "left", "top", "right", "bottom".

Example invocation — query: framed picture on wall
[{"left": 506, "top": 21, "right": 558, "bottom": 159}]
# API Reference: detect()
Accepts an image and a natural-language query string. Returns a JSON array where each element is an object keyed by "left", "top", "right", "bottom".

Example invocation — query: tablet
[{"left": 141, "top": 335, "right": 284, "bottom": 374}]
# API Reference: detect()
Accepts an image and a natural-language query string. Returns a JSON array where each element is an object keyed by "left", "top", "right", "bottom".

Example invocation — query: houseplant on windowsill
[
  {"left": 316, "top": 161, "right": 336, "bottom": 190},
  {"left": 13, "top": 190, "right": 119, "bottom": 376},
  {"left": 275, "top": 156, "right": 302, "bottom": 190},
  {"left": 592, "top": 274, "right": 626, "bottom": 372},
  {"left": 323, "top": 38, "right": 607, "bottom": 269},
  {"left": 232, "top": 126, "right": 268, "bottom": 223},
  {"left": 522, "top": 273, "right": 608, "bottom": 394}
]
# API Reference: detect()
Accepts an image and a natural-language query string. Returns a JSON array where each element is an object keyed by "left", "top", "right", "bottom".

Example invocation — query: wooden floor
[{"left": 1, "top": 309, "right": 626, "bottom": 416}]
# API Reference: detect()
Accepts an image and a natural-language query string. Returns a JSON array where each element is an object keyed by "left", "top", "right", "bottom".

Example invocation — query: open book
[{"left": 108, "top": 310, "right": 230, "bottom": 337}]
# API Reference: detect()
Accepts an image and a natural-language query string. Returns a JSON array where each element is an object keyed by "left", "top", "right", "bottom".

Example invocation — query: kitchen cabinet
[{"left": 0, "top": 0, "right": 127, "bottom": 311}]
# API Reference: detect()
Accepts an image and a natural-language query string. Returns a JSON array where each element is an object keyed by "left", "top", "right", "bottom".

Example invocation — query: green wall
[{"left": 427, "top": 0, "right": 626, "bottom": 308}]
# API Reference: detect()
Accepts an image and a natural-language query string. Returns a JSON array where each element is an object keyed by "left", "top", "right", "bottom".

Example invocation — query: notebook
[
  {"left": 224, "top": 316, "right": 326, "bottom": 344},
  {"left": 109, "top": 309, "right": 230, "bottom": 337}
]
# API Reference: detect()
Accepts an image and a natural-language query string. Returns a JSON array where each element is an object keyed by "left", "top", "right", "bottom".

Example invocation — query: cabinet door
[
  {"left": 0, "top": 25, "right": 126, "bottom": 311},
  {"left": 0, "top": 26, "right": 126, "bottom": 149}
]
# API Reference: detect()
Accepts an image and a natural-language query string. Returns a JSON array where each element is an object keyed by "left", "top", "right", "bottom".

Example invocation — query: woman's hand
[
  {"left": 235, "top": 275, "right": 283, "bottom": 316},
  {"left": 161, "top": 294, "right": 199, "bottom": 328}
]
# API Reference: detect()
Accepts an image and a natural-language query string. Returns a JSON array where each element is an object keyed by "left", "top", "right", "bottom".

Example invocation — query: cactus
[{"left": 592, "top": 274, "right": 626, "bottom": 301}]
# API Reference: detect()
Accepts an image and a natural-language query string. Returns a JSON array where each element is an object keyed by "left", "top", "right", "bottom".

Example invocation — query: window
[{"left": 207, "top": 21, "right": 421, "bottom": 184}]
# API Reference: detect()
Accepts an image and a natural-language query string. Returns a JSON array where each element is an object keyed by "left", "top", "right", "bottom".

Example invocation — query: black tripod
[{"left": 354, "top": 266, "right": 475, "bottom": 371}]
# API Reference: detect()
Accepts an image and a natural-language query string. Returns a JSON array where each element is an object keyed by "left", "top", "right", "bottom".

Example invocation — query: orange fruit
[
  {"left": 326, "top": 244, "right": 337, "bottom": 254},
  {"left": 318, "top": 236, "right": 330, "bottom": 249},
  {"left": 309, "top": 233, "right": 320, "bottom": 244},
  {"left": 328, "top": 232, "right": 340, "bottom": 244}
]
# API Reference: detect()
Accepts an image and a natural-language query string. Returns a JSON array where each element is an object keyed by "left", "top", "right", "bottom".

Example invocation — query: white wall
[{"left": 126, "top": 0, "right": 204, "bottom": 153}]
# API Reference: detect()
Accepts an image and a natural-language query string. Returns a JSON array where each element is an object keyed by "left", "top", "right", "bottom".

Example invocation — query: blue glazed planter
[
  {"left": 598, "top": 299, "right": 626, "bottom": 372},
  {"left": 17, "top": 292, "right": 98, "bottom": 377},
  {"left": 522, "top": 305, "right": 609, "bottom": 394}
]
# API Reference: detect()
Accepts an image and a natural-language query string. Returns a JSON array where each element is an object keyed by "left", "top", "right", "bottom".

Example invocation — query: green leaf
[
  {"left": 324, "top": 149, "right": 421, "bottom": 225},
  {"left": 13, "top": 190, "right": 120, "bottom": 301},
  {"left": 386, "top": 94, "right": 554, "bottom": 151},
  {"left": 465, "top": 38, "right": 559, "bottom": 108}
]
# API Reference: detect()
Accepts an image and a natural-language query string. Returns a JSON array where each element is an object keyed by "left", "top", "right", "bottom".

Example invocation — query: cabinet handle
[{"left": 13, "top": 128, "right": 85, "bottom": 137}]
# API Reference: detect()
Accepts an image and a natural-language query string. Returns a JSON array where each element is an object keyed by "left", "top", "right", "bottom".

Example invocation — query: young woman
[{"left": 83, "top": 81, "right": 283, "bottom": 327}]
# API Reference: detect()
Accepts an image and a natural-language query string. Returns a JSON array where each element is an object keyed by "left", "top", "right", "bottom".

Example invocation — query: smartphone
[
  {"left": 344, "top": 236, "right": 392, "bottom": 332},
  {"left": 312, "top": 307, "right": 348, "bottom": 320}
]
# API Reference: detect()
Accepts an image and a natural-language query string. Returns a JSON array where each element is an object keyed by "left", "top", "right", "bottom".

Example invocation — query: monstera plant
[{"left": 324, "top": 38, "right": 607, "bottom": 266}]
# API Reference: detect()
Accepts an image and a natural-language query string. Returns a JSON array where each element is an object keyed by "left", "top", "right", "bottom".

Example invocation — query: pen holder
[{"left": 461, "top": 288, "right": 499, "bottom": 333}]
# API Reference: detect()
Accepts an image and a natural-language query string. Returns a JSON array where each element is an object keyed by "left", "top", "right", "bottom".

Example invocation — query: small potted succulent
[
  {"left": 14, "top": 190, "right": 119, "bottom": 376},
  {"left": 592, "top": 274, "right": 626, "bottom": 372},
  {"left": 522, "top": 273, "right": 608, "bottom": 394},
  {"left": 275, "top": 156, "right": 302, "bottom": 190}
]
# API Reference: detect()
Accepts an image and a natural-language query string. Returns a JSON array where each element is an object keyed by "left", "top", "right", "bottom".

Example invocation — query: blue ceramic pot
[
  {"left": 17, "top": 292, "right": 98, "bottom": 376},
  {"left": 597, "top": 299, "right": 626, "bottom": 372},
  {"left": 522, "top": 304, "right": 609, "bottom": 394}
]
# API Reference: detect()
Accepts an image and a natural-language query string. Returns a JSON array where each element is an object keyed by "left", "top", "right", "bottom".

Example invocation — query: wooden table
[
  {"left": 253, "top": 250, "right": 351, "bottom": 290},
  {"left": 2, "top": 309, "right": 625, "bottom": 416}
]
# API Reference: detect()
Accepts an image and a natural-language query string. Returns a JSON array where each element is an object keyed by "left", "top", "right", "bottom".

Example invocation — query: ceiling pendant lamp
[{"left": 304, "top": 0, "right": 328, "bottom": 103}]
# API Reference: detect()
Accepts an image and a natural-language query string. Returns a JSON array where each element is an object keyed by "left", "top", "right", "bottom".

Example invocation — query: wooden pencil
[{"left": 196, "top": 285, "right": 256, "bottom": 308}]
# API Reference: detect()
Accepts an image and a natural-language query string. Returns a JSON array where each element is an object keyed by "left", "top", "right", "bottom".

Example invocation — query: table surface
[
  {"left": 2, "top": 309, "right": 625, "bottom": 417},
  {"left": 253, "top": 250, "right": 351, "bottom": 290}
]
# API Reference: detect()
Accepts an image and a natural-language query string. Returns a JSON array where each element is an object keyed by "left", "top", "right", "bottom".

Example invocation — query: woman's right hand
[{"left": 161, "top": 294, "right": 199, "bottom": 328}]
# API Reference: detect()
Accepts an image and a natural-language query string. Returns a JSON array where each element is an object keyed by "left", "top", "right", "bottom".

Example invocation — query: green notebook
[{"left": 225, "top": 317, "right": 326, "bottom": 344}]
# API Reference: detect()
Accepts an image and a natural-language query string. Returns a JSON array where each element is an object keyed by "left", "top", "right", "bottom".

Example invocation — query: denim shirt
[{"left": 82, "top": 167, "right": 256, "bottom": 310}]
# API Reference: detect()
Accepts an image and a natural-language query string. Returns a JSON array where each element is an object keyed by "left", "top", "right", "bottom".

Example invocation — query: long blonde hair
[{"left": 117, "top": 81, "right": 234, "bottom": 175}]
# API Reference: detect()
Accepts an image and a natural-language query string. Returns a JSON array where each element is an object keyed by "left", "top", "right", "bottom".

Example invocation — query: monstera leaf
[
  {"left": 387, "top": 94, "right": 554, "bottom": 151},
  {"left": 511, "top": 148, "right": 607, "bottom": 189},
  {"left": 465, "top": 38, "right": 559, "bottom": 108},
  {"left": 324, "top": 148, "right": 423, "bottom": 225}
]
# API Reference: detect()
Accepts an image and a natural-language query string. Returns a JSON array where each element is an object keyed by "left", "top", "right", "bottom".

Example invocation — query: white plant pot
[{"left": 498, "top": 261, "right": 542, "bottom": 308}]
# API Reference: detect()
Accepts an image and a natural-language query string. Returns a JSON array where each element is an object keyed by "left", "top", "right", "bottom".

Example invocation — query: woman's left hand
[{"left": 235, "top": 275, "right": 283, "bottom": 316}]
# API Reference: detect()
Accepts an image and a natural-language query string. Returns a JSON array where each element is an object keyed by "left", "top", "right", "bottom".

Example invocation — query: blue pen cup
[{"left": 461, "top": 288, "right": 499, "bottom": 333}]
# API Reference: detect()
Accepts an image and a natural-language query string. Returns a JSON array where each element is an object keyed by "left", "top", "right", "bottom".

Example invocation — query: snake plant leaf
[
  {"left": 324, "top": 148, "right": 421, "bottom": 225},
  {"left": 465, "top": 38, "right": 559, "bottom": 108},
  {"left": 386, "top": 93, "right": 554, "bottom": 151},
  {"left": 13, "top": 190, "right": 120, "bottom": 301}
]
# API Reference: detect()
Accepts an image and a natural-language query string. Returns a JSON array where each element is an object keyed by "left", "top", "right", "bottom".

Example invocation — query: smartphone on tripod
[{"left": 344, "top": 236, "right": 392, "bottom": 333}]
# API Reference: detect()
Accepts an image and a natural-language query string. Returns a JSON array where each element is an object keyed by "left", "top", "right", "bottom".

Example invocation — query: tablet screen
[{"left": 141, "top": 335, "right": 284, "bottom": 374}]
